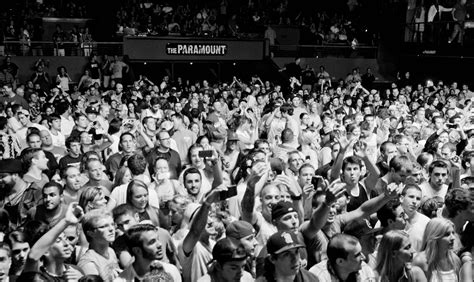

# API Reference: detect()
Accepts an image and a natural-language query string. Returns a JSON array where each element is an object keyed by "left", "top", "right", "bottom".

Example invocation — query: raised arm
[
  {"left": 241, "top": 162, "right": 268, "bottom": 225},
  {"left": 182, "top": 186, "right": 225, "bottom": 255},
  {"left": 345, "top": 183, "right": 401, "bottom": 222},
  {"left": 25, "top": 203, "right": 84, "bottom": 272},
  {"left": 330, "top": 135, "right": 356, "bottom": 182},
  {"left": 301, "top": 182, "right": 346, "bottom": 239}
]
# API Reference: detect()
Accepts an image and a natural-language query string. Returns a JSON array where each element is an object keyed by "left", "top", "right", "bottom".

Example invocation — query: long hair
[
  {"left": 113, "top": 166, "right": 131, "bottom": 188},
  {"left": 126, "top": 180, "right": 159, "bottom": 226},
  {"left": 375, "top": 230, "right": 408, "bottom": 282},
  {"left": 421, "top": 218, "right": 461, "bottom": 279}
]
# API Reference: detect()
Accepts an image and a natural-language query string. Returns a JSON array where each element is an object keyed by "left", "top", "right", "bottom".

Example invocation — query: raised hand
[
  {"left": 325, "top": 182, "right": 346, "bottom": 205},
  {"left": 65, "top": 203, "right": 84, "bottom": 225},
  {"left": 204, "top": 184, "right": 228, "bottom": 205},
  {"left": 385, "top": 182, "right": 404, "bottom": 198}
]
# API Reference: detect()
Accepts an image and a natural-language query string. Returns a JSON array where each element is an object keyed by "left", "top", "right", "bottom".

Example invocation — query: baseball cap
[
  {"left": 226, "top": 221, "right": 254, "bottom": 240},
  {"left": 267, "top": 231, "right": 304, "bottom": 255},
  {"left": 271, "top": 201, "right": 297, "bottom": 221},
  {"left": 212, "top": 238, "right": 248, "bottom": 263},
  {"left": 85, "top": 106, "right": 99, "bottom": 114},
  {"left": 0, "top": 159, "right": 22, "bottom": 174}
]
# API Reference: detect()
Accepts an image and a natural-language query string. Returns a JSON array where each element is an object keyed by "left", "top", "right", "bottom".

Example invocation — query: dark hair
[
  {"left": 327, "top": 233, "right": 360, "bottom": 264},
  {"left": 21, "top": 148, "right": 43, "bottom": 170},
  {"left": 125, "top": 224, "right": 158, "bottom": 255},
  {"left": 108, "top": 118, "right": 122, "bottom": 135},
  {"left": 112, "top": 203, "right": 136, "bottom": 221},
  {"left": 65, "top": 135, "right": 81, "bottom": 150},
  {"left": 183, "top": 167, "right": 202, "bottom": 182},
  {"left": 0, "top": 117, "right": 7, "bottom": 131},
  {"left": 42, "top": 181, "right": 64, "bottom": 195},
  {"left": 428, "top": 160, "right": 449, "bottom": 174},
  {"left": 127, "top": 154, "right": 147, "bottom": 176},
  {"left": 444, "top": 188, "right": 470, "bottom": 218},
  {"left": 377, "top": 199, "right": 402, "bottom": 228},
  {"left": 22, "top": 221, "right": 48, "bottom": 246},
  {"left": 342, "top": 156, "right": 363, "bottom": 171},
  {"left": 187, "top": 143, "right": 204, "bottom": 164},
  {"left": 389, "top": 155, "right": 412, "bottom": 172}
]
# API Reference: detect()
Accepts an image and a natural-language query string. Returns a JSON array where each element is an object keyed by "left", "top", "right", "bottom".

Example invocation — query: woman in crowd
[
  {"left": 126, "top": 179, "right": 160, "bottom": 226},
  {"left": 413, "top": 218, "right": 471, "bottom": 281},
  {"left": 375, "top": 230, "right": 427, "bottom": 281}
]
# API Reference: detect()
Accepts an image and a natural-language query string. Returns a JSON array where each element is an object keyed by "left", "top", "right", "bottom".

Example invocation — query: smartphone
[
  {"left": 199, "top": 150, "right": 213, "bottom": 158},
  {"left": 220, "top": 185, "right": 238, "bottom": 200},
  {"left": 446, "top": 123, "right": 457, "bottom": 129}
]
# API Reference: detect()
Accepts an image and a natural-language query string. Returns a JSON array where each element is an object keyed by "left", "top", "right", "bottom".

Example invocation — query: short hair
[
  {"left": 299, "top": 163, "right": 315, "bottom": 174},
  {"left": 21, "top": 148, "right": 43, "bottom": 170},
  {"left": 0, "top": 117, "right": 7, "bottom": 131},
  {"left": 55, "top": 102, "right": 70, "bottom": 115},
  {"left": 417, "top": 152, "right": 433, "bottom": 168},
  {"left": 389, "top": 155, "right": 412, "bottom": 172},
  {"left": 377, "top": 199, "right": 402, "bottom": 228},
  {"left": 42, "top": 181, "right": 64, "bottom": 195},
  {"left": 82, "top": 209, "right": 112, "bottom": 241},
  {"left": 65, "top": 136, "right": 81, "bottom": 150},
  {"left": 428, "top": 160, "right": 449, "bottom": 174},
  {"left": 6, "top": 230, "right": 28, "bottom": 248},
  {"left": 187, "top": 143, "right": 204, "bottom": 165},
  {"left": 0, "top": 242, "right": 11, "bottom": 257},
  {"left": 342, "top": 156, "right": 363, "bottom": 171},
  {"left": 401, "top": 184, "right": 421, "bottom": 195},
  {"left": 327, "top": 233, "right": 360, "bottom": 264},
  {"left": 48, "top": 114, "right": 61, "bottom": 123},
  {"left": 380, "top": 141, "right": 395, "bottom": 154},
  {"left": 462, "top": 151, "right": 474, "bottom": 170},
  {"left": 120, "top": 132, "right": 135, "bottom": 143},
  {"left": 26, "top": 132, "right": 41, "bottom": 143},
  {"left": 183, "top": 167, "right": 202, "bottom": 182},
  {"left": 79, "top": 186, "right": 103, "bottom": 211},
  {"left": 112, "top": 203, "right": 136, "bottom": 221},
  {"left": 127, "top": 154, "right": 147, "bottom": 176},
  {"left": 125, "top": 224, "right": 158, "bottom": 255},
  {"left": 392, "top": 134, "right": 406, "bottom": 145},
  {"left": 281, "top": 128, "right": 294, "bottom": 143},
  {"left": 444, "top": 188, "right": 470, "bottom": 218}
]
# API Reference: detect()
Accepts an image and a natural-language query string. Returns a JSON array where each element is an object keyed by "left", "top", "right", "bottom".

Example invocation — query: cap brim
[{"left": 272, "top": 243, "right": 304, "bottom": 255}]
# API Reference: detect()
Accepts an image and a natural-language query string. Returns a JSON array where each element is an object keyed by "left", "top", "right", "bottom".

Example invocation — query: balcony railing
[
  {"left": 270, "top": 44, "right": 378, "bottom": 59},
  {"left": 2, "top": 41, "right": 123, "bottom": 57}
]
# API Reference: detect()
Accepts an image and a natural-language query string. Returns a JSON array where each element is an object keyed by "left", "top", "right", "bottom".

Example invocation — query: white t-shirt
[
  {"left": 407, "top": 212, "right": 430, "bottom": 252},
  {"left": 49, "top": 130, "right": 65, "bottom": 148},
  {"left": 420, "top": 182, "right": 448, "bottom": 201}
]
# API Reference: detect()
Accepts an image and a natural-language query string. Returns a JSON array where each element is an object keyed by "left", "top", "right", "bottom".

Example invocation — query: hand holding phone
[
  {"left": 219, "top": 185, "right": 238, "bottom": 200},
  {"left": 199, "top": 150, "right": 214, "bottom": 158}
]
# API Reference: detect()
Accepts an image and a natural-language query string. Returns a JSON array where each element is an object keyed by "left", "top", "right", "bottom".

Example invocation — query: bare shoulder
[
  {"left": 412, "top": 252, "right": 428, "bottom": 272},
  {"left": 411, "top": 265, "right": 428, "bottom": 282}
]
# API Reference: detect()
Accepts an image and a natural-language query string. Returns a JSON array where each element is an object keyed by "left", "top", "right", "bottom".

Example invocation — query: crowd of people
[{"left": 0, "top": 51, "right": 473, "bottom": 281}]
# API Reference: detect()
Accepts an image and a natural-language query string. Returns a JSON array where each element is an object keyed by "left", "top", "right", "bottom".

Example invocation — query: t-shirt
[
  {"left": 309, "top": 260, "right": 375, "bottom": 282},
  {"left": 116, "top": 261, "right": 181, "bottom": 282},
  {"left": 59, "top": 154, "right": 82, "bottom": 170},
  {"left": 172, "top": 128, "right": 197, "bottom": 164},
  {"left": 78, "top": 247, "right": 120, "bottom": 281},
  {"left": 420, "top": 182, "right": 448, "bottom": 202},
  {"left": 178, "top": 240, "right": 214, "bottom": 282},
  {"left": 407, "top": 212, "right": 430, "bottom": 252},
  {"left": 254, "top": 212, "right": 277, "bottom": 256},
  {"left": 198, "top": 271, "right": 253, "bottom": 282}
]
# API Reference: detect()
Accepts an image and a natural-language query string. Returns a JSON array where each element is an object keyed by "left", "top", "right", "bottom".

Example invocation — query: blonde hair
[
  {"left": 375, "top": 230, "right": 408, "bottom": 282},
  {"left": 422, "top": 218, "right": 461, "bottom": 280}
]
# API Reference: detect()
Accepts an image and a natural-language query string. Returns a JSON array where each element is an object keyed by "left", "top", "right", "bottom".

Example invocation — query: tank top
[{"left": 430, "top": 269, "right": 458, "bottom": 282}]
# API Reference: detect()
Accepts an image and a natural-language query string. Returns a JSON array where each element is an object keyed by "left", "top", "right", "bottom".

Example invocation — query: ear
[
  {"left": 132, "top": 246, "right": 142, "bottom": 257},
  {"left": 269, "top": 254, "right": 277, "bottom": 264},
  {"left": 387, "top": 218, "right": 394, "bottom": 226},
  {"left": 336, "top": 258, "right": 344, "bottom": 266}
]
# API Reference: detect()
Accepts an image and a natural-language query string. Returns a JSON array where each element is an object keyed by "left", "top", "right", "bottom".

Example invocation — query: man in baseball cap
[
  {"left": 0, "top": 159, "right": 27, "bottom": 226},
  {"left": 260, "top": 231, "right": 317, "bottom": 281},
  {"left": 198, "top": 238, "right": 253, "bottom": 282},
  {"left": 226, "top": 220, "right": 258, "bottom": 277}
]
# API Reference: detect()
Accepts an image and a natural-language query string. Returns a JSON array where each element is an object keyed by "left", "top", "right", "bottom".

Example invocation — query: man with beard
[
  {"left": 78, "top": 209, "right": 120, "bottom": 280},
  {"left": 0, "top": 159, "right": 28, "bottom": 227},
  {"left": 27, "top": 181, "right": 67, "bottom": 228},
  {"left": 5, "top": 231, "right": 29, "bottom": 278},
  {"left": 61, "top": 166, "right": 83, "bottom": 206},
  {"left": 182, "top": 167, "right": 207, "bottom": 204},
  {"left": 309, "top": 234, "right": 375, "bottom": 281},
  {"left": 117, "top": 224, "right": 181, "bottom": 281},
  {"left": 146, "top": 130, "right": 181, "bottom": 179}
]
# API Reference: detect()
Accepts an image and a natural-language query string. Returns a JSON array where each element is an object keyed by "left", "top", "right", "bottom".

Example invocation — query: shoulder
[
  {"left": 161, "top": 262, "right": 182, "bottom": 281},
  {"left": 412, "top": 252, "right": 428, "bottom": 270},
  {"left": 410, "top": 265, "right": 427, "bottom": 281}
]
